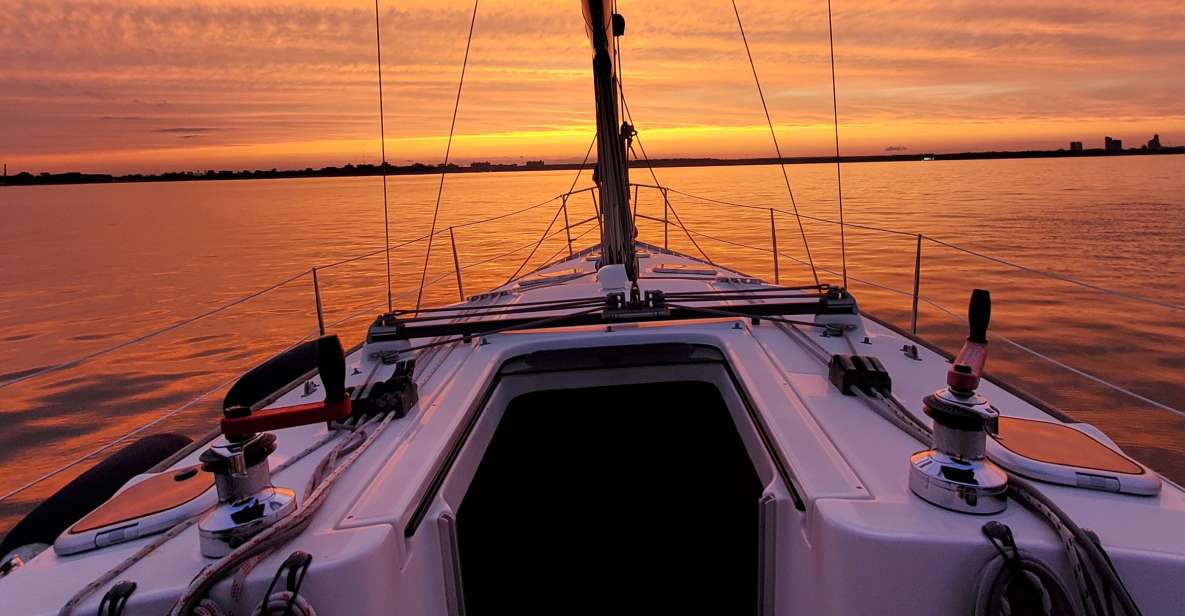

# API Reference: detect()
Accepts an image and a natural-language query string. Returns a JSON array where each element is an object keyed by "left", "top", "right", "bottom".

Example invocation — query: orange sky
[{"left": 2, "top": 0, "right": 1183, "bottom": 174}]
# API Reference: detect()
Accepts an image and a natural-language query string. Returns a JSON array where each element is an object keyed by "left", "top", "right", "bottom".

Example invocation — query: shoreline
[{"left": 3, "top": 146, "right": 1182, "bottom": 188}]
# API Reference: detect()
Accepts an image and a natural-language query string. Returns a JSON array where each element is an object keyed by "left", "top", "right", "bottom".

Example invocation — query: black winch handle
[
  {"left": 221, "top": 336, "right": 352, "bottom": 437},
  {"left": 948, "top": 289, "right": 991, "bottom": 393}
]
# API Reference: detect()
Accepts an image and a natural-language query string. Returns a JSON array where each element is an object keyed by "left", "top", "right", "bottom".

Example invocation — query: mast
[{"left": 582, "top": 0, "right": 636, "bottom": 281}]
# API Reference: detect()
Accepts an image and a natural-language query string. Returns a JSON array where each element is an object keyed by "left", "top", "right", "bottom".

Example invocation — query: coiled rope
[
  {"left": 56, "top": 414, "right": 363, "bottom": 616},
  {"left": 778, "top": 322, "right": 1141, "bottom": 615},
  {"left": 169, "top": 411, "right": 396, "bottom": 615}
]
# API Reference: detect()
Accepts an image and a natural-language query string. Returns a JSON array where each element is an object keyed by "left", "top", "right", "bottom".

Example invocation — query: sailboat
[{"left": 2, "top": 2, "right": 1183, "bottom": 614}]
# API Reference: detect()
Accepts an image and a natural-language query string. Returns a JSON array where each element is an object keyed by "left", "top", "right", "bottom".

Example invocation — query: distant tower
[
  {"left": 1070, "top": 141, "right": 1083, "bottom": 152},
  {"left": 1148, "top": 134, "right": 1162, "bottom": 150}
]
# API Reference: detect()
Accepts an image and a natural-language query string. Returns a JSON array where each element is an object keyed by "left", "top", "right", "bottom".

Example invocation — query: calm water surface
[{"left": 1, "top": 156, "right": 1183, "bottom": 535}]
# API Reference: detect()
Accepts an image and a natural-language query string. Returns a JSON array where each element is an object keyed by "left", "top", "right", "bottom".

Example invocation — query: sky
[{"left": 2, "top": 0, "right": 1183, "bottom": 174}]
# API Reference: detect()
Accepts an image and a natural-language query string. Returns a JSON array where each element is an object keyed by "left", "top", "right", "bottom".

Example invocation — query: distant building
[
  {"left": 1104, "top": 136, "right": 1123, "bottom": 153},
  {"left": 525, "top": 160, "right": 545, "bottom": 168},
  {"left": 470, "top": 161, "right": 493, "bottom": 170},
  {"left": 1070, "top": 141, "right": 1083, "bottom": 152},
  {"left": 1148, "top": 134, "right": 1162, "bottom": 150}
]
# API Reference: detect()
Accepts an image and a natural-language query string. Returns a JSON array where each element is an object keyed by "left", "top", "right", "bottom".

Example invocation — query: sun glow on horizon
[{"left": 2, "top": 0, "right": 1183, "bottom": 174}]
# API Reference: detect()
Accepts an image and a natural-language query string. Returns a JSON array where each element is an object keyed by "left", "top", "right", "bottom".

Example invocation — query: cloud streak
[{"left": 1, "top": 0, "right": 1182, "bottom": 173}]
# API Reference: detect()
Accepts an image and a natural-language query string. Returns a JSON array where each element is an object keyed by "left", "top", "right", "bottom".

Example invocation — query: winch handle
[
  {"left": 221, "top": 336, "right": 352, "bottom": 438},
  {"left": 948, "top": 289, "right": 990, "bottom": 393}
]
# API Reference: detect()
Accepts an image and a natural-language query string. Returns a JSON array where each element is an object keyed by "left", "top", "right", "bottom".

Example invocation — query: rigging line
[
  {"left": 539, "top": 222, "right": 599, "bottom": 266},
  {"left": 825, "top": 0, "right": 847, "bottom": 290},
  {"left": 769, "top": 242, "right": 1185, "bottom": 420},
  {"left": 564, "top": 134, "right": 598, "bottom": 199},
  {"left": 400, "top": 299, "right": 607, "bottom": 324},
  {"left": 415, "top": 0, "right": 480, "bottom": 316},
  {"left": 615, "top": 89, "right": 715, "bottom": 267},
  {"left": 3, "top": 185, "right": 554, "bottom": 388},
  {"left": 668, "top": 182, "right": 1184, "bottom": 312},
  {"left": 317, "top": 191, "right": 563, "bottom": 270},
  {"left": 666, "top": 303, "right": 827, "bottom": 329},
  {"left": 398, "top": 306, "right": 605, "bottom": 355},
  {"left": 506, "top": 203, "right": 570, "bottom": 283},
  {"left": 0, "top": 269, "right": 310, "bottom": 392},
  {"left": 374, "top": 0, "right": 393, "bottom": 312},
  {"left": 452, "top": 194, "right": 564, "bottom": 229},
  {"left": 315, "top": 232, "right": 433, "bottom": 271},
  {"left": 915, "top": 294, "right": 1185, "bottom": 420},
  {"left": 662, "top": 194, "right": 717, "bottom": 267},
  {"left": 503, "top": 135, "right": 598, "bottom": 283},
  {"left": 922, "top": 235, "right": 1185, "bottom": 315},
  {"left": 730, "top": 0, "right": 820, "bottom": 286},
  {"left": 665, "top": 187, "right": 916, "bottom": 237}
]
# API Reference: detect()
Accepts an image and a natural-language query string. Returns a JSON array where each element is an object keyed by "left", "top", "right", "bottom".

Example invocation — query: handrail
[
  {"left": 661, "top": 186, "right": 1185, "bottom": 314},
  {"left": 639, "top": 200, "right": 1185, "bottom": 420},
  {"left": 0, "top": 269, "right": 312, "bottom": 392},
  {"left": 0, "top": 191, "right": 577, "bottom": 391},
  {"left": 4, "top": 178, "right": 1183, "bottom": 504},
  {"left": 5, "top": 181, "right": 1178, "bottom": 393},
  {"left": 0, "top": 228, "right": 552, "bottom": 504},
  {"left": 0, "top": 330, "right": 321, "bottom": 503},
  {"left": 922, "top": 235, "right": 1185, "bottom": 314}
]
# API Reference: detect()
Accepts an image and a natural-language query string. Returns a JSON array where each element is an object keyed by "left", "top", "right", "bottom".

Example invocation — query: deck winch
[
  {"left": 909, "top": 289, "right": 1009, "bottom": 514},
  {"left": 197, "top": 335, "right": 353, "bottom": 557},
  {"left": 197, "top": 433, "right": 296, "bottom": 557}
]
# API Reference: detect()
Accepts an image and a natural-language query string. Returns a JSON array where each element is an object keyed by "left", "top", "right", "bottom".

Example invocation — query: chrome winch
[
  {"left": 197, "top": 335, "right": 353, "bottom": 557},
  {"left": 909, "top": 289, "right": 1008, "bottom": 514},
  {"left": 198, "top": 433, "right": 296, "bottom": 557}
]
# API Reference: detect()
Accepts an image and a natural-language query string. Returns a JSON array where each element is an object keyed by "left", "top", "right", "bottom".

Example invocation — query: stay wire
[
  {"left": 415, "top": 0, "right": 480, "bottom": 316},
  {"left": 825, "top": 0, "right": 848, "bottom": 290},
  {"left": 374, "top": 0, "right": 393, "bottom": 312},
  {"left": 617, "top": 94, "right": 715, "bottom": 267},
  {"left": 730, "top": 0, "right": 820, "bottom": 286}
]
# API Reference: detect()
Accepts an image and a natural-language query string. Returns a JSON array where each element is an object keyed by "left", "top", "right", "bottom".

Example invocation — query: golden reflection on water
[{"left": 0, "top": 155, "right": 1183, "bottom": 532}]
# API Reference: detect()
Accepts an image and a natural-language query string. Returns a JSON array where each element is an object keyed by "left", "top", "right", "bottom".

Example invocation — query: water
[{"left": 1, "top": 155, "right": 1183, "bottom": 537}]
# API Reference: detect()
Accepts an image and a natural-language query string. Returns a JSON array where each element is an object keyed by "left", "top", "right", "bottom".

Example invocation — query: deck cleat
[{"left": 909, "top": 289, "right": 1008, "bottom": 514}]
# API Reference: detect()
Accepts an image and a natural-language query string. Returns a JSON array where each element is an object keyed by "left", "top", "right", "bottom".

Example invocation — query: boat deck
[{"left": 6, "top": 244, "right": 1185, "bottom": 615}]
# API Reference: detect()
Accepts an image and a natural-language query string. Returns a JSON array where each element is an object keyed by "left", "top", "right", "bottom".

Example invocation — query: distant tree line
[{"left": 3, "top": 146, "right": 1181, "bottom": 187}]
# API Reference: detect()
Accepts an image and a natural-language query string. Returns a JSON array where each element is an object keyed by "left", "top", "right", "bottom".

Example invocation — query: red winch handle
[
  {"left": 222, "top": 336, "right": 352, "bottom": 438},
  {"left": 947, "top": 289, "right": 990, "bottom": 393}
]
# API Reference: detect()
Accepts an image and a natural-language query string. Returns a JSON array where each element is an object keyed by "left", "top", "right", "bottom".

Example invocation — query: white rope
[
  {"left": 58, "top": 518, "right": 200, "bottom": 616},
  {"left": 169, "top": 411, "right": 395, "bottom": 615},
  {"left": 252, "top": 591, "right": 317, "bottom": 616}
]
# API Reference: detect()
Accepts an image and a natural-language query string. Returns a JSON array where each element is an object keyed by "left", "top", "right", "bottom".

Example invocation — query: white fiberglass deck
[{"left": 4, "top": 244, "right": 1185, "bottom": 615}]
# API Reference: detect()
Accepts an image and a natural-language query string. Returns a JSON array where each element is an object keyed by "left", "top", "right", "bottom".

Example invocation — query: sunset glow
[{"left": 2, "top": 0, "right": 1183, "bottom": 173}]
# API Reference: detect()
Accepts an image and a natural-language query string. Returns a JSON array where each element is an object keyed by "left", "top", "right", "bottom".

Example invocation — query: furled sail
[{"left": 581, "top": 0, "right": 636, "bottom": 280}]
